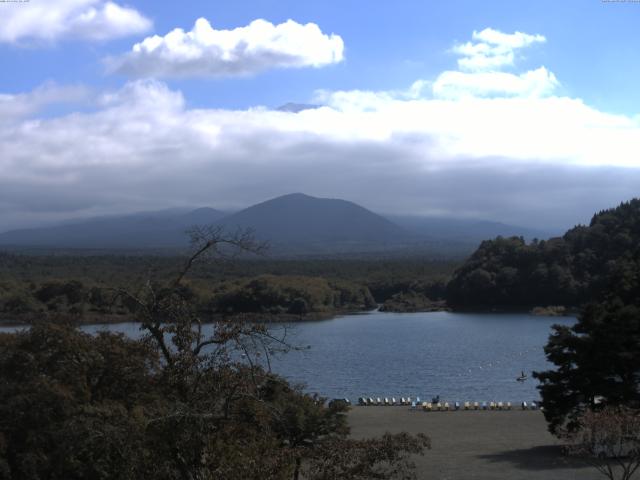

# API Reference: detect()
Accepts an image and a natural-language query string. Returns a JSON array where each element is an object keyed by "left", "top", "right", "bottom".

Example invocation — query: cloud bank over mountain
[{"left": 1, "top": 27, "right": 638, "bottom": 232}]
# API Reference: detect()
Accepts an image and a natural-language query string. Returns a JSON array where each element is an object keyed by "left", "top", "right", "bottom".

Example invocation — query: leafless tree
[
  {"left": 564, "top": 406, "right": 640, "bottom": 480},
  {"left": 111, "top": 226, "right": 287, "bottom": 384}
]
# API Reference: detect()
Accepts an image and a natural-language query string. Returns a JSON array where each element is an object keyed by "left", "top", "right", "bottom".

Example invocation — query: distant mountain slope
[
  {"left": 0, "top": 193, "right": 557, "bottom": 256},
  {"left": 388, "top": 215, "right": 555, "bottom": 243},
  {"left": 0, "top": 208, "right": 226, "bottom": 249},
  {"left": 276, "top": 103, "right": 321, "bottom": 113},
  {"left": 218, "top": 193, "right": 413, "bottom": 250}
]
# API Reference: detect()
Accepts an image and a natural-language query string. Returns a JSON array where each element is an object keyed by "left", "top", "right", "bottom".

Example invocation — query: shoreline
[
  {"left": 0, "top": 308, "right": 375, "bottom": 327},
  {"left": 0, "top": 305, "right": 577, "bottom": 328}
]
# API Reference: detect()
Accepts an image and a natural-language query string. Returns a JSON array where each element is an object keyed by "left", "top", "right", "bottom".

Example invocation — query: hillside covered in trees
[{"left": 446, "top": 199, "right": 640, "bottom": 309}]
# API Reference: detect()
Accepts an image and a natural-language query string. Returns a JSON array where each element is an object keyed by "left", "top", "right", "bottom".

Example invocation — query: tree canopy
[
  {"left": 447, "top": 199, "right": 640, "bottom": 309},
  {"left": 534, "top": 299, "right": 640, "bottom": 435}
]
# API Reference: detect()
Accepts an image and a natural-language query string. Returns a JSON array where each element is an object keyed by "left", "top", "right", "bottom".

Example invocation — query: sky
[{"left": 1, "top": 0, "right": 640, "bottom": 233}]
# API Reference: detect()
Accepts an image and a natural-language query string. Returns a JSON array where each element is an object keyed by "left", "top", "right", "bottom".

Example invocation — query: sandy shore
[{"left": 348, "top": 407, "right": 603, "bottom": 480}]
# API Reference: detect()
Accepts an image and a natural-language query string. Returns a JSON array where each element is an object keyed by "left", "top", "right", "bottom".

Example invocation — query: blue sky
[
  {"left": 1, "top": 0, "right": 639, "bottom": 231},
  {"left": 3, "top": 0, "right": 639, "bottom": 113}
]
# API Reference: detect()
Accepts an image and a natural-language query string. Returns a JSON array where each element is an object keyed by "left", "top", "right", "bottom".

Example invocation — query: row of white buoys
[
  {"left": 358, "top": 396, "right": 422, "bottom": 406},
  {"left": 357, "top": 397, "right": 542, "bottom": 410}
]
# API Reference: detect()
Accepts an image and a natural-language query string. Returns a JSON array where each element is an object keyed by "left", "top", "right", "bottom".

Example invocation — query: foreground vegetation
[{"left": 0, "top": 229, "right": 430, "bottom": 480}]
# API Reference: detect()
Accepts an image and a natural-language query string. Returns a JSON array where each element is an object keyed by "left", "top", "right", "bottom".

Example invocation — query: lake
[{"left": 0, "top": 310, "right": 574, "bottom": 404}]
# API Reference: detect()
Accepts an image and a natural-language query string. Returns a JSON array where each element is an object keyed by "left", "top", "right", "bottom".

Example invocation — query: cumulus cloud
[
  {"left": 432, "top": 67, "right": 559, "bottom": 99},
  {"left": 433, "top": 28, "right": 555, "bottom": 99},
  {"left": 0, "top": 0, "right": 151, "bottom": 44},
  {"left": 453, "top": 28, "right": 546, "bottom": 72},
  {"left": 1, "top": 76, "right": 640, "bottom": 232},
  {"left": 0, "top": 82, "right": 91, "bottom": 124},
  {"left": 108, "top": 17, "right": 344, "bottom": 78},
  {"left": 2, "top": 28, "right": 639, "bottom": 232}
]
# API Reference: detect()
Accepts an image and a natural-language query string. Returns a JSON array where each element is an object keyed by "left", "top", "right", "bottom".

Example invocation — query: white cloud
[
  {"left": 0, "top": 0, "right": 151, "bottom": 44},
  {"left": 1, "top": 77, "right": 640, "bottom": 232},
  {"left": 433, "top": 67, "right": 559, "bottom": 99},
  {"left": 430, "top": 28, "right": 556, "bottom": 100},
  {"left": 0, "top": 82, "right": 91, "bottom": 124},
  {"left": 1, "top": 28, "right": 639, "bottom": 232},
  {"left": 453, "top": 28, "right": 546, "bottom": 72},
  {"left": 108, "top": 17, "right": 344, "bottom": 78}
]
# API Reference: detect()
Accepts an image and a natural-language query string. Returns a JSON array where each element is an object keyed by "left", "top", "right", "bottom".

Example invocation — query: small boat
[{"left": 516, "top": 370, "right": 528, "bottom": 382}]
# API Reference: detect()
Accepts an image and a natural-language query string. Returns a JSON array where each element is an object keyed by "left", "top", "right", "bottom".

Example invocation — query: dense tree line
[
  {"left": 447, "top": 199, "right": 640, "bottom": 309},
  {"left": 0, "top": 275, "right": 375, "bottom": 322},
  {"left": 0, "top": 255, "right": 455, "bottom": 322},
  {"left": 522, "top": 200, "right": 640, "bottom": 443},
  {"left": 211, "top": 275, "right": 376, "bottom": 316}
]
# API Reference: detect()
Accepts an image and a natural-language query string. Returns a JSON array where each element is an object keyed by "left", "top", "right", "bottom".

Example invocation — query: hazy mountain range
[{"left": 0, "top": 193, "right": 554, "bottom": 257}]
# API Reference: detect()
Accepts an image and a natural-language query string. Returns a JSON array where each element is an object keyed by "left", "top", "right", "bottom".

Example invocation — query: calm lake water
[{"left": 0, "top": 311, "right": 574, "bottom": 404}]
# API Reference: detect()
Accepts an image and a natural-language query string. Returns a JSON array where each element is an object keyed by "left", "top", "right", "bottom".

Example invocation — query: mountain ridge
[{"left": 0, "top": 193, "right": 552, "bottom": 256}]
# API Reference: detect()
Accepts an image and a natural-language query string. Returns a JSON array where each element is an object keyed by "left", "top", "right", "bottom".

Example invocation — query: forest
[
  {"left": 446, "top": 199, "right": 640, "bottom": 310},
  {"left": 0, "top": 254, "right": 454, "bottom": 323}
]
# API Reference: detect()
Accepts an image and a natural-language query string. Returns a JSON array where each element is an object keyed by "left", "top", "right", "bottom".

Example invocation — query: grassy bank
[{"left": 348, "top": 407, "right": 602, "bottom": 480}]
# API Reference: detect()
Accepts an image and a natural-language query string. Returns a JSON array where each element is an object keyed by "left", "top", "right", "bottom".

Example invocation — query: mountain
[
  {"left": 0, "top": 194, "right": 412, "bottom": 253},
  {"left": 0, "top": 207, "right": 226, "bottom": 249},
  {"left": 0, "top": 193, "right": 556, "bottom": 256},
  {"left": 218, "top": 193, "right": 413, "bottom": 252},
  {"left": 276, "top": 103, "right": 321, "bottom": 113},
  {"left": 388, "top": 215, "right": 555, "bottom": 243}
]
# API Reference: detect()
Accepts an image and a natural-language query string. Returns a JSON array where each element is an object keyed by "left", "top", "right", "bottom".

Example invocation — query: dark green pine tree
[{"left": 534, "top": 300, "right": 640, "bottom": 434}]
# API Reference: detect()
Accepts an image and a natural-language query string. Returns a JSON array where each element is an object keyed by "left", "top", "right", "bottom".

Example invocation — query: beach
[{"left": 348, "top": 407, "right": 603, "bottom": 480}]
